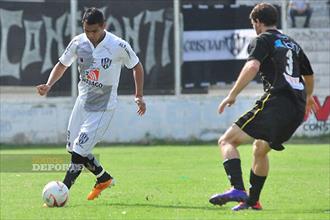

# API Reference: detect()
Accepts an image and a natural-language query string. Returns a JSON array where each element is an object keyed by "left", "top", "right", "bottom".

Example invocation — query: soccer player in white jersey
[{"left": 36, "top": 8, "right": 146, "bottom": 200}]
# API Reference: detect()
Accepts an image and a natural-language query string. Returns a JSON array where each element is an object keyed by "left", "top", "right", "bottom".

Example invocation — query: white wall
[{"left": 1, "top": 95, "right": 328, "bottom": 144}]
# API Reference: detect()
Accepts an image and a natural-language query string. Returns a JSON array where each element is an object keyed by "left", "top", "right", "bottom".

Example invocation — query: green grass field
[{"left": 0, "top": 144, "right": 329, "bottom": 220}]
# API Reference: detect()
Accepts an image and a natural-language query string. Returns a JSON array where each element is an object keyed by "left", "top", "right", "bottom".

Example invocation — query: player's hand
[
  {"left": 36, "top": 84, "right": 51, "bottom": 96},
  {"left": 218, "top": 95, "right": 236, "bottom": 114},
  {"left": 305, "top": 95, "right": 318, "bottom": 115},
  {"left": 135, "top": 96, "right": 146, "bottom": 116}
]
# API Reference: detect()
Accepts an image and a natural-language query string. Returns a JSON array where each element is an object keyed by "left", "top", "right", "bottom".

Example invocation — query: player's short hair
[
  {"left": 82, "top": 7, "right": 105, "bottom": 25},
  {"left": 249, "top": 3, "right": 278, "bottom": 26}
]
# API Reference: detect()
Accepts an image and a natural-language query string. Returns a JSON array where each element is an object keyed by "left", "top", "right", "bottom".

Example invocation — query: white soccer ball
[{"left": 42, "top": 181, "right": 69, "bottom": 207}]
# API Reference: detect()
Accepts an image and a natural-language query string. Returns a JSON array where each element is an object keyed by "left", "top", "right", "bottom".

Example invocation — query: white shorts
[{"left": 66, "top": 98, "right": 115, "bottom": 156}]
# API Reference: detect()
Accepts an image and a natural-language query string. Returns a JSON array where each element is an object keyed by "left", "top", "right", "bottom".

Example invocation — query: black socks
[
  {"left": 63, "top": 152, "right": 85, "bottom": 189},
  {"left": 222, "top": 159, "right": 267, "bottom": 205},
  {"left": 84, "top": 154, "right": 112, "bottom": 183},
  {"left": 223, "top": 158, "right": 245, "bottom": 191},
  {"left": 247, "top": 170, "right": 267, "bottom": 206},
  {"left": 63, "top": 152, "right": 112, "bottom": 189}
]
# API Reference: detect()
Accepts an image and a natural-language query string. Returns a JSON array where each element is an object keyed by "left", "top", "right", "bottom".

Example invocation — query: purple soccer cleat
[
  {"left": 231, "top": 201, "right": 262, "bottom": 211},
  {"left": 209, "top": 188, "right": 248, "bottom": 206}
]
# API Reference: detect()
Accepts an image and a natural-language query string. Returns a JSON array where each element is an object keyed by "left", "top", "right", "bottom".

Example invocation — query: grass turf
[{"left": 0, "top": 144, "right": 329, "bottom": 220}]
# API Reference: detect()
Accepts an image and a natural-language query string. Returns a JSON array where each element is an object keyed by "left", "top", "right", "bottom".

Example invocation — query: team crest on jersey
[
  {"left": 78, "top": 133, "right": 89, "bottom": 145},
  {"left": 101, "top": 57, "right": 112, "bottom": 69},
  {"left": 225, "top": 33, "right": 246, "bottom": 56}
]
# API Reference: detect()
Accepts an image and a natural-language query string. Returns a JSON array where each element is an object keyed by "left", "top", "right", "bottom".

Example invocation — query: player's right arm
[
  {"left": 218, "top": 36, "right": 268, "bottom": 114},
  {"left": 218, "top": 59, "right": 260, "bottom": 114},
  {"left": 36, "top": 37, "right": 78, "bottom": 96},
  {"left": 36, "top": 62, "right": 68, "bottom": 96}
]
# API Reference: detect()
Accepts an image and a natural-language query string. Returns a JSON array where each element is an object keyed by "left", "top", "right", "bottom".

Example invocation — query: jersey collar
[{"left": 85, "top": 31, "right": 108, "bottom": 50}]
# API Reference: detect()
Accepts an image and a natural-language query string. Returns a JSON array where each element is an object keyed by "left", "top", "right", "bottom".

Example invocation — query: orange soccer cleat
[{"left": 87, "top": 178, "right": 115, "bottom": 200}]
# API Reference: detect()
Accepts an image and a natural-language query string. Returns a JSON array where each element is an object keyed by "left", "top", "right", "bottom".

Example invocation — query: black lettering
[{"left": 81, "top": 78, "right": 103, "bottom": 88}]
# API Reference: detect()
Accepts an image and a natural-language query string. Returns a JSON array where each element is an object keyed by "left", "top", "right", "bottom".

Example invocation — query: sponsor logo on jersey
[
  {"left": 101, "top": 57, "right": 112, "bottom": 69},
  {"left": 86, "top": 69, "right": 100, "bottom": 81},
  {"left": 82, "top": 69, "right": 103, "bottom": 88},
  {"left": 274, "top": 39, "right": 300, "bottom": 54},
  {"left": 283, "top": 73, "right": 304, "bottom": 90},
  {"left": 225, "top": 33, "right": 246, "bottom": 56}
]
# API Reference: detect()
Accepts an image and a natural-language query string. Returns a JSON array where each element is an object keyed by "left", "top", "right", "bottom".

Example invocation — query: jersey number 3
[
  {"left": 283, "top": 49, "right": 304, "bottom": 90},
  {"left": 285, "top": 50, "right": 293, "bottom": 76}
]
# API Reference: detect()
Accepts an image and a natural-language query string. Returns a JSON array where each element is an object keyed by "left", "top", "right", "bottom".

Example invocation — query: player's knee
[
  {"left": 218, "top": 136, "right": 236, "bottom": 151},
  {"left": 253, "top": 140, "right": 270, "bottom": 158},
  {"left": 218, "top": 136, "right": 227, "bottom": 148},
  {"left": 218, "top": 135, "right": 240, "bottom": 149}
]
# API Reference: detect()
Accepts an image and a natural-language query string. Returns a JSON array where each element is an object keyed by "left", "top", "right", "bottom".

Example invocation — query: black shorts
[{"left": 235, "top": 93, "right": 305, "bottom": 151}]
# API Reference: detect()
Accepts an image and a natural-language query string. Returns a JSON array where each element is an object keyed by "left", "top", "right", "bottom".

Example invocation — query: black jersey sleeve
[
  {"left": 299, "top": 49, "right": 314, "bottom": 75},
  {"left": 247, "top": 36, "right": 270, "bottom": 63}
]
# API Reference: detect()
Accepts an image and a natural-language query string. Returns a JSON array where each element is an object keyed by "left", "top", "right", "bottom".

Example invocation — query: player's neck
[
  {"left": 92, "top": 31, "right": 106, "bottom": 47},
  {"left": 262, "top": 26, "right": 277, "bottom": 33}
]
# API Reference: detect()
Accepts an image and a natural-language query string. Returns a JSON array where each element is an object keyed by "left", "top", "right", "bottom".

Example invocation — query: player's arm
[
  {"left": 218, "top": 36, "right": 268, "bottom": 114},
  {"left": 302, "top": 74, "right": 318, "bottom": 114},
  {"left": 121, "top": 40, "right": 146, "bottom": 116},
  {"left": 133, "top": 62, "right": 146, "bottom": 116},
  {"left": 37, "top": 37, "right": 77, "bottom": 96},
  {"left": 36, "top": 62, "right": 68, "bottom": 96},
  {"left": 218, "top": 60, "right": 260, "bottom": 114},
  {"left": 300, "top": 49, "right": 317, "bottom": 114}
]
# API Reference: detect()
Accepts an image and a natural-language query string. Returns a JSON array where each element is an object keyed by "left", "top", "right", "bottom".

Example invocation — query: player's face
[{"left": 83, "top": 22, "right": 106, "bottom": 45}]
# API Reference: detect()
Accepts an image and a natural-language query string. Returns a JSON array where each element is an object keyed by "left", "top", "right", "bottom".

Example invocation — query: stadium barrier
[{"left": 1, "top": 95, "right": 329, "bottom": 144}]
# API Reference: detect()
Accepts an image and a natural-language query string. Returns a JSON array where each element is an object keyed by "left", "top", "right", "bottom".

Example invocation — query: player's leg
[
  {"left": 249, "top": 140, "right": 271, "bottom": 205},
  {"left": 63, "top": 152, "right": 85, "bottom": 189},
  {"left": 84, "top": 153, "right": 113, "bottom": 184},
  {"left": 232, "top": 139, "right": 271, "bottom": 211},
  {"left": 220, "top": 124, "right": 252, "bottom": 190},
  {"left": 209, "top": 124, "right": 252, "bottom": 205},
  {"left": 71, "top": 109, "right": 116, "bottom": 200},
  {"left": 63, "top": 99, "right": 85, "bottom": 189}
]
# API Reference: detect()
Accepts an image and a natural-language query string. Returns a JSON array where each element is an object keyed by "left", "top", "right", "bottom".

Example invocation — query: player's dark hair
[
  {"left": 82, "top": 7, "right": 105, "bottom": 25},
  {"left": 249, "top": 3, "right": 278, "bottom": 26}
]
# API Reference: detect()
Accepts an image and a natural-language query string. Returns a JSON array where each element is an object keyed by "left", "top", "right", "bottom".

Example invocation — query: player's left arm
[
  {"left": 133, "top": 62, "right": 146, "bottom": 116},
  {"left": 120, "top": 40, "right": 146, "bottom": 116},
  {"left": 302, "top": 75, "right": 318, "bottom": 114},
  {"left": 300, "top": 49, "right": 318, "bottom": 114}
]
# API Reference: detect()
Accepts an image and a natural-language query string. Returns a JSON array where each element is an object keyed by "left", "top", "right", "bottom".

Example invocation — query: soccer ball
[{"left": 42, "top": 181, "right": 69, "bottom": 207}]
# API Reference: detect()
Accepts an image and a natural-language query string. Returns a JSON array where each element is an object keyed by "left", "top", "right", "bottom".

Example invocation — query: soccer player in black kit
[{"left": 209, "top": 3, "right": 317, "bottom": 211}]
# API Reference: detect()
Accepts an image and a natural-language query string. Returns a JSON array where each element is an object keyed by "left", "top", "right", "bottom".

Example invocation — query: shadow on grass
[
  {"left": 69, "top": 202, "right": 229, "bottom": 211},
  {"left": 68, "top": 202, "right": 330, "bottom": 215}
]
